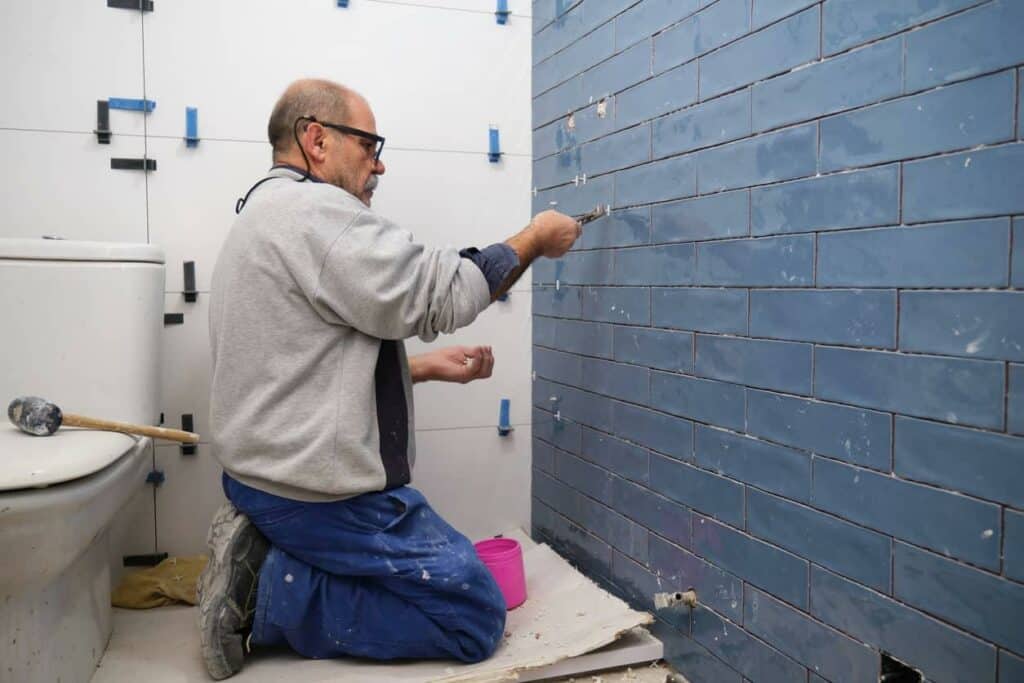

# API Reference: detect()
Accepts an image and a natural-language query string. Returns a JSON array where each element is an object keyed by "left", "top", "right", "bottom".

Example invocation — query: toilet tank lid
[
  {"left": 0, "top": 424, "right": 143, "bottom": 491},
  {"left": 0, "top": 238, "right": 165, "bottom": 264}
]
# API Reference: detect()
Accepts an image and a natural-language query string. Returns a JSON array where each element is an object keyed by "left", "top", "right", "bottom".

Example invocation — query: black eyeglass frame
[{"left": 303, "top": 115, "right": 385, "bottom": 161}]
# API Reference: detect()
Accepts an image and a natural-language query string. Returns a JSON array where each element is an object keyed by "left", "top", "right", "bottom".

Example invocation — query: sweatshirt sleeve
[{"left": 310, "top": 208, "right": 491, "bottom": 342}]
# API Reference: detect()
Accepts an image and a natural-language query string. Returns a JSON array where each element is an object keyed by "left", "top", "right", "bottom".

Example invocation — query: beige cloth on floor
[{"left": 112, "top": 555, "right": 208, "bottom": 609}]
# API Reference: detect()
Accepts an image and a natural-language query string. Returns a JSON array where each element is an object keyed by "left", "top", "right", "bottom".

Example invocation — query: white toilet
[{"left": 0, "top": 238, "right": 165, "bottom": 683}]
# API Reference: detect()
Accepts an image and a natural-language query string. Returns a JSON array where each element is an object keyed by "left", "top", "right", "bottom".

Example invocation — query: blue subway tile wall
[{"left": 531, "top": 1, "right": 1024, "bottom": 680}]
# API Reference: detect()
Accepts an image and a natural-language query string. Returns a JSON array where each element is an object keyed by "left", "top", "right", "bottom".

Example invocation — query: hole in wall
[{"left": 880, "top": 653, "right": 922, "bottom": 683}]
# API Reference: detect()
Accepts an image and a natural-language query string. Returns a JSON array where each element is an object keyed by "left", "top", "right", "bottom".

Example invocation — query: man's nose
[{"left": 374, "top": 159, "right": 386, "bottom": 175}]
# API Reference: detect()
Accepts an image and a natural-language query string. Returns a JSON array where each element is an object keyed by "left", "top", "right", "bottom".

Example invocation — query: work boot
[{"left": 197, "top": 502, "right": 269, "bottom": 680}]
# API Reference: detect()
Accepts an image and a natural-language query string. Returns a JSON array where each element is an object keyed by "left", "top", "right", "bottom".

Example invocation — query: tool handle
[{"left": 62, "top": 413, "right": 200, "bottom": 444}]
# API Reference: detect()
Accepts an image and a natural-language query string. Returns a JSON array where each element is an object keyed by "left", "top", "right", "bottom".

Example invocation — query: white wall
[{"left": 0, "top": 0, "right": 534, "bottom": 562}]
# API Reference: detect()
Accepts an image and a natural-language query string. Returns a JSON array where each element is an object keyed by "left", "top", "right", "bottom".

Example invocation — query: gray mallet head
[{"left": 8, "top": 396, "right": 63, "bottom": 436}]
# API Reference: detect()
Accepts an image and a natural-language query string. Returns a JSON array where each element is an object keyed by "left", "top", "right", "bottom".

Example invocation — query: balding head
[{"left": 267, "top": 79, "right": 356, "bottom": 157}]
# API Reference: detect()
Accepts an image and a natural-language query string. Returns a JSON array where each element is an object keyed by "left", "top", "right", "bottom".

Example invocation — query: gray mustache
[{"left": 364, "top": 175, "right": 379, "bottom": 192}]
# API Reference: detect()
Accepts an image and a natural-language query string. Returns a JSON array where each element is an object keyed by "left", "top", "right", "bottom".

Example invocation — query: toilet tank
[{"left": 0, "top": 239, "right": 165, "bottom": 427}]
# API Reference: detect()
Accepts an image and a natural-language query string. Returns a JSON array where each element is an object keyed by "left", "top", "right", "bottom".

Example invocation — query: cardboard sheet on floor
[{"left": 94, "top": 531, "right": 654, "bottom": 683}]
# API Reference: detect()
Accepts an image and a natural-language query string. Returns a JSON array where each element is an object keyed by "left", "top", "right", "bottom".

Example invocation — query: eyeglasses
[{"left": 304, "top": 115, "right": 385, "bottom": 161}]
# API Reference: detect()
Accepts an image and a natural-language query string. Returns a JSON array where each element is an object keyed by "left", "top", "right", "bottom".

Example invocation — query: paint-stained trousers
[{"left": 222, "top": 473, "right": 507, "bottom": 662}]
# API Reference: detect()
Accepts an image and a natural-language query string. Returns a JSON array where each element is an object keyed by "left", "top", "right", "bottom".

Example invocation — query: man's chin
[{"left": 361, "top": 191, "right": 374, "bottom": 206}]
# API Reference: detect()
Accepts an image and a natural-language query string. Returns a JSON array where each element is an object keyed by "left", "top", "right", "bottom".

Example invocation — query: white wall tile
[
  {"left": 372, "top": 149, "right": 532, "bottom": 249},
  {"left": 154, "top": 443, "right": 225, "bottom": 557},
  {"left": 412, "top": 424, "right": 532, "bottom": 542},
  {"left": 142, "top": 0, "right": 530, "bottom": 154},
  {"left": 0, "top": 130, "right": 148, "bottom": 243},
  {"left": 147, "top": 137, "right": 271, "bottom": 292},
  {"left": 408, "top": 292, "right": 532, "bottom": 431},
  {"left": 161, "top": 294, "right": 212, "bottom": 441},
  {"left": 0, "top": 2, "right": 145, "bottom": 134}
]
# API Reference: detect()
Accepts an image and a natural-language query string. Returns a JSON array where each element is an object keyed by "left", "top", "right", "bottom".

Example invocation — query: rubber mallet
[{"left": 8, "top": 396, "right": 200, "bottom": 444}]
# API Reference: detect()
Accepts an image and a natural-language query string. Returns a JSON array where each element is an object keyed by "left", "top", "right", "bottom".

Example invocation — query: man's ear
[{"left": 304, "top": 122, "right": 329, "bottom": 163}]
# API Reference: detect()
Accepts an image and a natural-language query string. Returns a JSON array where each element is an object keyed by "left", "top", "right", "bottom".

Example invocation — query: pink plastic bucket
[{"left": 474, "top": 538, "right": 527, "bottom": 610}]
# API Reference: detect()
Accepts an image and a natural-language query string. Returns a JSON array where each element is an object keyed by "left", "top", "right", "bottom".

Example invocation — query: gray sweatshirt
[{"left": 209, "top": 166, "right": 498, "bottom": 502}]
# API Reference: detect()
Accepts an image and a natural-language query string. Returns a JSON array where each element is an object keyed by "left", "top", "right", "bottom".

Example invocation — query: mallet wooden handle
[{"left": 62, "top": 413, "right": 200, "bottom": 444}]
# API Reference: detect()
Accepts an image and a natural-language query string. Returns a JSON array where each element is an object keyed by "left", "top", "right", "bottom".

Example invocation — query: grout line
[{"left": 140, "top": 4, "right": 151, "bottom": 244}]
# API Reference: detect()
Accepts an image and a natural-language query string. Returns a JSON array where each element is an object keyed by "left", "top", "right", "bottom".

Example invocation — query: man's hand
[
  {"left": 409, "top": 345, "right": 495, "bottom": 384},
  {"left": 529, "top": 209, "right": 582, "bottom": 258}
]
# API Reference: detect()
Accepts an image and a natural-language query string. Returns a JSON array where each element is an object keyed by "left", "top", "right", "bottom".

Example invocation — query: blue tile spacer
[
  {"left": 146, "top": 469, "right": 165, "bottom": 486},
  {"left": 185, "top": 107, "right": 200, "bottom": 147},
  {"left": 495, "top": 0, "right": 510, "bottom": 24},
  {"left": 109, "top": 98, "right": 156, "bottom": 112},
  {"left": 488, "top": 125, "right": 502, "bottom": 163},
  {"left": 498, "top": 398, "right": 513, "bottom": 436},
  {"left": 337, "top": 0, "right": 349, "bottom": 6}
]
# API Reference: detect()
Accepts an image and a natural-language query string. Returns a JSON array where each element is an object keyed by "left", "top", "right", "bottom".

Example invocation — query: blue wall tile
[
  {"left": 532, "top": 315, "right": 556, "bottom": 347},
  {"left": 652, "top": 190, "right": 750, "bottom": 243},
  {"left": 610, "top": 549, "right": 665, "bottom": 614},
  {"left": 903, "top": 144, "right": 1024, "bottom": 224},
  {"left": 564, "top": 248, "right": 615, "bottom": 285},
  {"left": 534, "top": 172, "right": 613, "bottom": 216},
  {"left": 581, "top": 207, "right": 651, "bottom": 249},
  {"left": 533, "top": 285, "right": 582, "bottom": 319},
  {"left": 650, "top": 370, "right": 747, "bottom": 431},
  {"left": 582, "top": 286, "right": 651, "bottom": 324},
  {"left": 534, "top": 22, "right": 615, "bottom": 97},
  {"left": 616, "top": 62, "right": 698, "bottom": 129},
  {"left": 906, "top": 1, "right": 1024, "bottom": 91},
  {"left": 1006, "top": 509, "right": 1024, "bottom": 583},
  {"left": 616, "top": 0, "right": 701, "bottom": 50},
  {"left": 650, "top": 454, "right": 744, "bottom": 526},
  {"left": 580, "top": 357, "right": 650, "bottom": 404},
  {"left": 753, "top": 0, "right": 820, "bottom": 28},
  {"left": 822, "top": 0, "right": 986, "bottom": 55},
  {"left": 697, "top": 123, "right": 817, "bottom": 193},
  {"left": 692, "top": 606, "right": 807, "bottom": 682},
  {"left": 810, "top": 566, "right": 996, "bottom": 683},
  {"left": 550, "top": 318, "right": 614, "bottom": 358},
  {"left": 744, "top": 587, "right": 880, "bottom": 683},
  {"left": 533, "top": 148, "right": 580, "bottom": 189},
  {"left": 651, "top": 619, "right": 744, "bottom": 683},
  {"left": 753, "top": 37, "right": 902, "bottom": 132},
  {"left": 582, "top": 39, "right": 651, "bottom": 98},
  {"left": 900, "top": 291, "right": 1024, "bottom": 362},
  {"left": 817, "top": 219, "right": 1011, "bottom": 288},
  {"left": 1001, "top": 650, "right": 1024, "bottom": 683},
  {"left": 693, "top": 515, "right": 809, "bottom": 608},
  {"left": 746, "top": 389, "right": 892, "bottom": 471},
  {"left": 613, "top": 154, "right": 698, "bottom": 207},
  {"left": 532, "top": 438, "right": 555, "bottom": 475},
  {"left": 820, "top": 71, "right": 1015, "bottom": 172},
  {"left": 613, "top": 244, "right": 696, "bottom": 285},
  {"left": 700, "top": 7, "right": 819, "bottom": 100},
  {"left": 653, "top": 89, "right": 751, "bottom": 158},
  {"left": 613, "top": 402, "right": 694, "bottom": 461},
  {"left": 751, "top": 289, "right": 897, "bottom": 348},
  {"left": 747, "top": 489, "right": 891, "bottom": 591},
  {"left": 557, "top": 450, "right": 614, "bottom": 500},
  {"left": 653, "top": 287, "right": 749, "bottom": 335},
  {"left": 696, "top": 335, "right": 813, "bottom": 395},
  {"left": 751, "top": 165, "right": 899, "bottom": 236},
  {"left": 534, "top": 347, "right": 582, "bottom": 385},
  {"left": 533, "top": 407, "right": 582, "bottom": 454},
  {"left": 1014, "top": 218, "right": 1024, "bottom": 288},
  {"left": 894, "top": 416, "right": 1024, "bottom": 508},
  {"left": 533, "top": 76, "right": 583, "bottom": 126},
  {"left": 580, "top": 123, "right": 651, "bottom": 176},
  {"left": 814, "top": 346, "right": 1005, "bottom": 429},
  {"left": 649, "top": 533, "right": 743, "bottom": 621},
  {"left": 697, "top": 234, "right": 814, "bottom": 287},
  {"left": 812, "top": 457, "right": 1001, "bottom": 569},
  {"left": 534, "top": 378, "right": 614, "bottom": 429},
  {"left": 578, "top": 497, "right": 650, "bottom": 564},
  {"left": 697, "top": 426, "right": 811, "bottom": 501},
  {"left": 1011, "top": 364, "right": 1024, "bottom": 436},
  {"left": 653, "top": 0, "right": 751, "bottom": 74},
  {"left": 894, "top": 542, "right": 1024, "bottom": 653},
  {"left": 572, "top": 97, "right": 619, "bottom": 144},
  {"left": 613, "top": 326, "right": 694, "bottom": 373},
  {"left": 582, "top": 427, "right": 650, "bottom": 485},
  {"left": 614, "top": 477, "right": 691, "bottom": 547}
]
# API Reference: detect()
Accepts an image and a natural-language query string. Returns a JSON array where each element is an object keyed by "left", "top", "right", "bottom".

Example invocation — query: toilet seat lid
[{"left": 0, "top": 424, "right": 140, "bottom": 491}]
